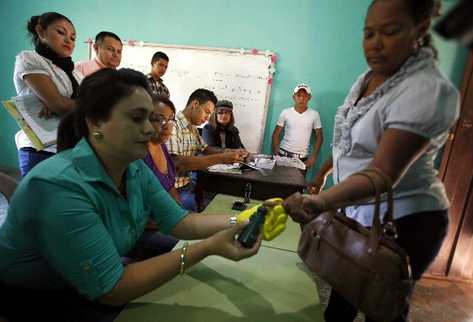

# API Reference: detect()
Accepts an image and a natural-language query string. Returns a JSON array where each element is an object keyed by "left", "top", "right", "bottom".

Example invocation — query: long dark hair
[
  {"left": 370, "top": 0, "right": 440, "bottom": 58},
  {"left": 57, "top": 68, "right": 151, "bottom": 151},
  {"left": 27, "top": 12, "right": 73, "bottom": 46},
  {"left": 152, "top": 95, "right": 176, "bottom": 114},
  {"left": 208, "top": 110, "right": 235, "bottom": 129}
]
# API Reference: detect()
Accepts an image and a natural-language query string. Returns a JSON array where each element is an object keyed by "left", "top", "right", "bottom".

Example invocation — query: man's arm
[
  {"left": 272, "top": 126, "right": 284, "bottom": 155},
  {"left": 304, "top": 128, "right": 324, "bottom": 168},
  {"left": 204, "top": 146, "right": 224, "bottom": 154},
  {"left": 308, "top": 155, "right": 333, "bottom": 194},
  {"left": 171, "top": 151, "right": 244, "bottom": 172}
]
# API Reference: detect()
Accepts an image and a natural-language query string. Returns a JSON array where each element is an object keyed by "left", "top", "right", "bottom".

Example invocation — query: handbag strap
[
  {"left": 361, "top": 168, "right": 398, "bottom": 239},
  {"left": 360, "top": 168, "right": 394, "bottom": 223},
  {"left": 354, "top": 171, "right": 383, "bottom": 250},
  {"left": 352, "top": 168, "right": 397, "bottom": 251}
]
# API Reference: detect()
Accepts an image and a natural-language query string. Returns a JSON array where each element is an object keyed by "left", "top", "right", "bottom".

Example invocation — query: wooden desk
[
  {"left": 196, "top": 166, "right": 306, "bottom": 203},
  {"left": 115, "top": 246, "right": 323, "bottom": 322},
  {"left": 203, "top": 194, "right": 301, "bottom": 252}
]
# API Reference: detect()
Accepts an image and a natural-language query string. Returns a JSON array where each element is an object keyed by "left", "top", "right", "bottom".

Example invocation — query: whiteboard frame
[{"left": 87, "top": 40, "right": 275, "bottom": 153}]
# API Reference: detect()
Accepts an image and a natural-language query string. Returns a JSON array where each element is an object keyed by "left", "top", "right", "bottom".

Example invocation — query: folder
[{"left": 2, "top": 94, "right": 58, "bottom": 151}]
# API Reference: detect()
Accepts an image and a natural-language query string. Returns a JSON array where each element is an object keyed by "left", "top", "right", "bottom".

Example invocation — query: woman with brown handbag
[{"left": 283, "top": 0, "right": 459, "bottom": 321}]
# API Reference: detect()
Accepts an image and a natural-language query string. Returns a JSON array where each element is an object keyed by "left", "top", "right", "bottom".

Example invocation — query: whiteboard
[{"left": 112, "top": 42, "right": 276, "bottom": 153}]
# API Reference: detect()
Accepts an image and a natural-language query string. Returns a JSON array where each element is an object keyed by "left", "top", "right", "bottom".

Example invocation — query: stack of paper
[
  {"left": 207, "top": 163, "right": 242, "bottom": 174},
  {"left": 2, "top": 94, "right": 58, "bottom": 150},
  {"left": 275, "top": 156, "right": 306, "bottom": 170},
  {"left": 254, "top": 157, "right": 276, "bottom": 170}
]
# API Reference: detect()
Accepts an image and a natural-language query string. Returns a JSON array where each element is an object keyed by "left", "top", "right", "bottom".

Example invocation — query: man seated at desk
[{"left": 166, "top": 89, "right": 248, "bottom": 211}]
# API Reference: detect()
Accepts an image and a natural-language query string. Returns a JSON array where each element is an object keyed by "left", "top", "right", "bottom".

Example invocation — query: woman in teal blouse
[{"left": 0, "top": 68, "right": 260, "bottom": 322}]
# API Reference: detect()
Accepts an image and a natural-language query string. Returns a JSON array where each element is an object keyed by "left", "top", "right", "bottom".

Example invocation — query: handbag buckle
[{"left": 383, "top": 222, "right": 398, "bottom": 240}]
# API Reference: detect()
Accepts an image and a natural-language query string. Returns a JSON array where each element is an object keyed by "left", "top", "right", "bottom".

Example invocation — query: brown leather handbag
[{"left": 297, "top": 169, "right": 414, "bottom": 321}]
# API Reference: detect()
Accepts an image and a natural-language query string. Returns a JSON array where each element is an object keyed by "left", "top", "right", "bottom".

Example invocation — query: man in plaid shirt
[
  {"left": 147, "top": 51, "right": 170, "bottom": 99},
  {"left": 167, "top": 89, "right": 248, "bottom": 211}
]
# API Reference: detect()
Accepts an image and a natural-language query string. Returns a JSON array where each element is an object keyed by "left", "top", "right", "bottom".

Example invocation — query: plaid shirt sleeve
[{"left": 166, "top": 122, "right": 182, "bottom": 155}]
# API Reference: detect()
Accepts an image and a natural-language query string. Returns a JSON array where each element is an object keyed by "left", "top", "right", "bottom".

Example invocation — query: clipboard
[{"left": 2, "top": 94, "right": 59, "bottom": 150}]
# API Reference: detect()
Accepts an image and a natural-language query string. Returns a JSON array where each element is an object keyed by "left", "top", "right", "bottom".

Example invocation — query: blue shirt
[{"left": 0, "top": 138, "right": 187, "bottom": 299}]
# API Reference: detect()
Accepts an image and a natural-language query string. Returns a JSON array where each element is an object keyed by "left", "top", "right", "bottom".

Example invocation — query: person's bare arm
[
  {"left": 272, "top": 126, "right": 283, "bottom": 155},
  {"left": 171, "top": 212, "right": 233, "bottom": 239},
  {"left": 308, "top": 156, "right": 333, "bottom": 194},
  {"left": 204, "top": 146, "right": 249, "bottom": 158},
  {"left": 172, "top": 151, "right": 245, "bottom": 172},
  {"left": 99, "top": 220, "right": 259, "bottom": 306},
  {"left": 24, "top": 74, "right": 75, "bottom": 117},
  {"left": 321, "top": 129, "right": 429, "bottom": 206},
  {"left": 286, "top": 129, "right": 430, "bottom": 221},
  {"left": 304, "top": 128, "right": 324, "bottom": 169},
  {"left": 205, "top": 146, "right": 224, "bottom": 154}
]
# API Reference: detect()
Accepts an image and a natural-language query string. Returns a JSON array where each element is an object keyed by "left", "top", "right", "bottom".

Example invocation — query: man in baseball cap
[
  {"left": 293, "top": 83, "right": 312, "bottom": 95},
  {"left": 272, "top": 83, "right": 324, "bottom": 174}
]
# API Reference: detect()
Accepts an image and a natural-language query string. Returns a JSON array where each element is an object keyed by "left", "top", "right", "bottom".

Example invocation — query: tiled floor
[{"left": 314, "top": 274, "right": 473, "bottom": 322}]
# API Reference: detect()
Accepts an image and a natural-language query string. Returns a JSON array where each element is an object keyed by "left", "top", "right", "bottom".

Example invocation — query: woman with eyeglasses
[
  {"left": 131, "top": 96, "right": 182, "bottom": 258},
  {"left": 144, "top": 95, "right": 180, "bottom": 203},
  {"left": 202, "top": 99, "right": 245, "bottom": 150}
]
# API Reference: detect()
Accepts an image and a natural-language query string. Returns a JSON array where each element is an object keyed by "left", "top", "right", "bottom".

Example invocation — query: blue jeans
[
  {"left": 177, "top": 182, "right": 197, "bottom": 212},
  {"left": 179, "top": 172, "right": 216, "bottom": 212},
  {"left": 122, "top": 230, "right": 179, "bottom": 264},
  {"left": 18, "top": 147, "right": 55, "bottom": 177}
]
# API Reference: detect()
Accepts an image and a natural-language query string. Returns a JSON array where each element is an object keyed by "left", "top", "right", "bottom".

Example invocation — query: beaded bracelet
[{"left": 179, "top": 242, "right": 189, "bottom": 275}]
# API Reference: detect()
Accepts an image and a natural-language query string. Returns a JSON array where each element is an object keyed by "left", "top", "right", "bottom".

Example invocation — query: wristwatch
[{"left": 229, "top": 216, "right": 238, "bottom": 226}]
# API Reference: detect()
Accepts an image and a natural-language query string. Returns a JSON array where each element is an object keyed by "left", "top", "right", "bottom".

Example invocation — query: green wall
[{"left": 0, "top": 0, "right": 467, "bottom": 180}]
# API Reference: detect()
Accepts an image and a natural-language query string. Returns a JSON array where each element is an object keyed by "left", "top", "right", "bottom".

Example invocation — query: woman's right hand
[
  {"left": 204, "top": 222, "right": 261, "bottom": 261},
  {"left": 282, "top": 192, "right": 327, "bottom": 225},
  {"left": 38, "top": 105, "right": 55, "bottom": 119}
]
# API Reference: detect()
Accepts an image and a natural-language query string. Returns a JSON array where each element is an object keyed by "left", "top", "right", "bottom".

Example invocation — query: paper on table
[
  {"left": 275, "top": 156, "right": 306, "bottom": 170},
  {"left": 254, "top": 157, "right": 276, "bottom": 170},
  {"left": 207, "top": 163, "right": 242, "bottom": 174}
]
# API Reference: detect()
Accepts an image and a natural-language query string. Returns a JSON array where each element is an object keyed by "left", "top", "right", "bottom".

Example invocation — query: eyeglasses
[
  {"left": 149, "top": 114, "right": 175, "bottom": 127},
  {"left": 217, "top": 110, "right": 232, "bottom": 115}
]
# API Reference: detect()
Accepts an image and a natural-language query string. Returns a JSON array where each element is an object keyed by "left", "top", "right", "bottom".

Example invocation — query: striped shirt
[{"left": 166, "top": 112, "right": 207, "bottom": 188}]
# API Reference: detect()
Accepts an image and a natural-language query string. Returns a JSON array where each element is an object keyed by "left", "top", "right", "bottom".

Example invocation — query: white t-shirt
[
  {"left": 277, "top": 107, "right": 322, "bottom": 157},
  {"left": 332, "top": 51, "right": 460, "bottom": 226},
  {"left": 13, "top": 50, "right": 83, "bottom": 153}
]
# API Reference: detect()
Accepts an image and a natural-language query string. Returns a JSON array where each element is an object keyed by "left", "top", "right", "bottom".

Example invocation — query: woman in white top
[
  {"left": 283, "top": 0, "right": 459, "bottom": 321},
  {"left": 14, "top": 12, "right": 83, "bottom": 176}
]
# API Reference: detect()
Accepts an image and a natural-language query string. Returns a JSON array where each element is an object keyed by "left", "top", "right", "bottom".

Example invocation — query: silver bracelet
[{"left": 229, "top": 216, "right": 238, "bottom": 226}]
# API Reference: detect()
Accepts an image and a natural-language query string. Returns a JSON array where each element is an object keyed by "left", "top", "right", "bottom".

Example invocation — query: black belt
[{"left": 279, "top": 148, "right": 305, "bottom": 159}]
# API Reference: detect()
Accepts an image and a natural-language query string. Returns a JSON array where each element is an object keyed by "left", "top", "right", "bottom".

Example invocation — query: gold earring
[{"left": 93, "top": 131, "right": 104, "bottom": 140}]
